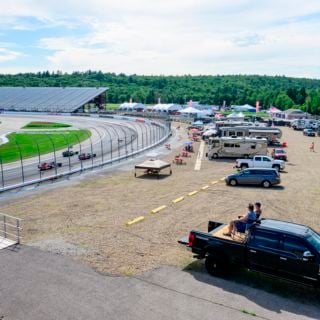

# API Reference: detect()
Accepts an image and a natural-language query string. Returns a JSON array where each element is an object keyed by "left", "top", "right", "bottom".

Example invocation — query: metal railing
[{"left": 0, "top": 213, "right": 22, "bottom": 244}]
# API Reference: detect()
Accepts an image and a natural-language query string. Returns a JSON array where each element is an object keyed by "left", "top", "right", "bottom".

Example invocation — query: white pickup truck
[{"left": 235, "top": 155, "right": 285, "bottom": 171}]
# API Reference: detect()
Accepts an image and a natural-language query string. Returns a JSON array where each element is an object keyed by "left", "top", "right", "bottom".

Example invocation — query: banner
[{"left": 256, "top": 100, "right": 260, "bottom": 113}]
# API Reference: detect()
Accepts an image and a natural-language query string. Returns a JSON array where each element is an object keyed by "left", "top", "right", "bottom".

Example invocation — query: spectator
[{"left": 223, "top": 203, "right": 257, "bottom": 237}]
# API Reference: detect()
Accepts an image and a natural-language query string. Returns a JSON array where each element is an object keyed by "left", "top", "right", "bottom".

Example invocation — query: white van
[{"left": 207, "top": 137, "right": 268, "bottom": 159}]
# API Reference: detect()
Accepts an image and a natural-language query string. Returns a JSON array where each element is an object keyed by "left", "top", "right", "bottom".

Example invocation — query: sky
[{"left": 0, "top": 0, "right": 320, "bottom": 78}]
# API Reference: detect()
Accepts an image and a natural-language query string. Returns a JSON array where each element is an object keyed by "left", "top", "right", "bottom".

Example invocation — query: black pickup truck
[{"left": 180, "top": 219, "right": 320, "bottom": 287}]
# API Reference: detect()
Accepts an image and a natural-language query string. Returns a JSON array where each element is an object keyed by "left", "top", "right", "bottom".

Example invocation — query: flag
[
  {"left": 129, "top": 97, "right": 132, "bottom": 103},
  {"left": 256, "top": 100, "right": 260, "bottom": 113},
  {"left": 189, "top": 99, "right": 193, "bottom": 107}
]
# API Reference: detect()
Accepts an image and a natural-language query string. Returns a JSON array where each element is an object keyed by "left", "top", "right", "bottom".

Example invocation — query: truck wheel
[
  {"left": 262, "top": 180, "right": 271, "bottom": 188},
  {"left": 229, "top": 179, "right": 237, "bottom": 186},
  {"left": 212, "top": 153, "right": 219, "bottom": 159},
  {"left": 205, "top": 254, "right": 227, "bottom": 277},
  {"left": 240, "top": 164, "right": 248, "bottom": 170},
  {"left": 272, "top": 165, "right": 280, "bottom": 172}
]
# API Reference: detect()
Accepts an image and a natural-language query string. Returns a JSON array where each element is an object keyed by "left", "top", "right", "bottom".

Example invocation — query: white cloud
[
  {"left": 1, "top": 1, "right": 320, "bottom": 77},
  {"left": 0, "top": 47, "right": 22, "bottom": 62}
]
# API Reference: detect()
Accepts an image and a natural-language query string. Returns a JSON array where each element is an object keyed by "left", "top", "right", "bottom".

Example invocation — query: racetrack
[{"left": 0, "top": 114, "right": 169, "bottom": 190}]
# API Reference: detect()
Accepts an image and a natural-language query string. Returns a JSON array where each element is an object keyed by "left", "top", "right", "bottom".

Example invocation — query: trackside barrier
[{"left": 0, "top": 116, "right": 171, "bottom": 193}]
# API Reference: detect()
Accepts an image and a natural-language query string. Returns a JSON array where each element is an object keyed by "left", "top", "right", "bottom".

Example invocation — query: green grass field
[
  {"left": 22, "top": 121, "right": 71, "bottom": 129},
  {"left": 0, "top": 130, "right": 91, "bottom": 163}
]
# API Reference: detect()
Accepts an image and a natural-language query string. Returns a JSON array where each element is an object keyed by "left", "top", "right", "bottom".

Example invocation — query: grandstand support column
[
  {"left": 91, "top": 127, "right": 104, "bottom": 165},
  {"left": 0, "top": 158, "right": 4, "bottom": 188},
  {"left": 47, "top": 135, "right": 58, "bottom": 176},
  {"left": 15, "top": 141, "right": 25, "bottom": 184},
  {"left": 71, "top": 132, "right": 83, "bottom": 171}
]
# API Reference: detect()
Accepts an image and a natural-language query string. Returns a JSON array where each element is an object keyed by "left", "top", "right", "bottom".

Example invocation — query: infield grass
[
  {"left": 0, "top": 130, "right": 91, "bottom": 163},
  {"left": 22, "top": 121, "right": 71, "bottom": 129}
]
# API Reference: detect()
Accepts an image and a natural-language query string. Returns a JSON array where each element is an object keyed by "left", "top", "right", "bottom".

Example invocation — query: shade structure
[
  {"left": 135, "top": 159, "right": 171, "bottom": 170},
  {"left": 180, "top": 106, "right": 204, "bottom": 116},
  {"left": 118, "top": 102, "right": 145, "bottom": 111}
]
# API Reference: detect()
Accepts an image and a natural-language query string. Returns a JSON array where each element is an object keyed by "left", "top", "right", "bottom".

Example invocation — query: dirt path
[{"left": 0, "top": 125, "right": 319, "bottom": 275}]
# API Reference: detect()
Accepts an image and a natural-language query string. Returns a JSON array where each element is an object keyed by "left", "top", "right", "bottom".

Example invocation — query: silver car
[{"left": 225, "top": 168, "right": 281, "bottom": 188}]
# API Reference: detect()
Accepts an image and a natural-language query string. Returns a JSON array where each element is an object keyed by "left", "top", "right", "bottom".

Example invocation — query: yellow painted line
[
  {"left": 151, "top": 205, "right": 167, "bottom": 214},
  {"left": 126, "top": 216, "right": 145, "bottom": 226},
  {"left": 211, "top": 180, "right": 218, "bottom": 185},
  {"left": 188, "top": 190, "right": 199, "bottom": 196},
  {"left": 172, "top": 196, "right": 185, "bottom": 204},
  {"left": 219, "top": 177, "right": 225, "bottom": 181},
  {"left": 201, "top": 185, "right": 209, "bottom": 190}
]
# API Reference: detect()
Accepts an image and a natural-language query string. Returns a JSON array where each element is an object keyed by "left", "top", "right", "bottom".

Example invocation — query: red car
[
  {"left": 272, "top": 148, "right": 287, "bottom": 161},
  {"left": 38, "top": 162, "right": 62, "bottom": 171},
  {"left": 78, "top": 153, "right": 97, "bottom": 160}
]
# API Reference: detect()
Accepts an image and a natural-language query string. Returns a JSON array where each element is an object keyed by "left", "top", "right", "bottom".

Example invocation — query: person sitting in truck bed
[{"left": 223, "top": 203, "right": 257, "bottom": 237}]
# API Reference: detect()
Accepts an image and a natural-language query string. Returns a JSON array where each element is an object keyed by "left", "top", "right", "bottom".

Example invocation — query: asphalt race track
[{"left": 0, "top": 114, "right": 168, "bottom": 191}]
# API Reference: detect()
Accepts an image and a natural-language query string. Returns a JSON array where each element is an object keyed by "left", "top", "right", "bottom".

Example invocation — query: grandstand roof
[{"left": 0, "top": 87, "right": 108, "bottom": 112}]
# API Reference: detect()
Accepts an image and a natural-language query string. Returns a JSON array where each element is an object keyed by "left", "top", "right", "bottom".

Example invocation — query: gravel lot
[{"left": 0, "top": 125, "right": 319, "bottom": 278}]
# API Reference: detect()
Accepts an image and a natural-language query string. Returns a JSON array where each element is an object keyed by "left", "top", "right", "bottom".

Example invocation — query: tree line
[{"left": 0, "top": 71, "right": 320, "bottom": 114}]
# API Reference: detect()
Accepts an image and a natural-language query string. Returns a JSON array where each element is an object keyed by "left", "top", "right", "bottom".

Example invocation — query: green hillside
[{"left": 1, "top": 72, "right": 320, "bottom": 114}]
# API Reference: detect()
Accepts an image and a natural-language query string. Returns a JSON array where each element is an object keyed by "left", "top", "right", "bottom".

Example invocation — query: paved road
[
  {"left": 0, "top": 114, "right": 167, "bottom": 189},
  {"left": 0, "top": 246, "right": 318, "bottom": 320}
]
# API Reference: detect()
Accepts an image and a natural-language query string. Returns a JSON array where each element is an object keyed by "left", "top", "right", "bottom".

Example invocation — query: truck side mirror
[{"left": 302, "top": 251, "right": 314, "bottom": 262}]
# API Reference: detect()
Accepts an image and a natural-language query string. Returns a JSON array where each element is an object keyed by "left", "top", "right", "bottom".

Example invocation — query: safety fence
[{"left": 0, "top": 115, "right": 171, "bottom": 192}]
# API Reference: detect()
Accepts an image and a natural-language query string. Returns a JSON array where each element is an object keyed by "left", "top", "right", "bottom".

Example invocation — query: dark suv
[{"left": 226, "top": 168, "right": 280, "bottom": 188}]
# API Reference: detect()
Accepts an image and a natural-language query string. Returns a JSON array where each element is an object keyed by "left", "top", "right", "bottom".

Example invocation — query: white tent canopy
[
  {"left": 151, "top": 103, "right": 182, "bottom": 112},
  {"left": 233, "top": 104, "right": 256, "bottom": 112},
  {"left": 226, "top": 112, "right": 245, "bottom": 120},
  {"left": 180, "top": 106, "right": 204, "bottom": 116},
  {"left": 118, "top": 102, "right": 145, "bottom": 111}
]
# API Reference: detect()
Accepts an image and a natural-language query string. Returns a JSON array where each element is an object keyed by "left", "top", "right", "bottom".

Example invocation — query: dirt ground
[{"left": 1, "top": 125, "right": 319, "bottom": 275}]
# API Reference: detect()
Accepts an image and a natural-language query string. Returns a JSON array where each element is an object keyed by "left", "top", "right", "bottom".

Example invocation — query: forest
[{"left": 1, "top": 71, "right": 320, "bottom": 114}]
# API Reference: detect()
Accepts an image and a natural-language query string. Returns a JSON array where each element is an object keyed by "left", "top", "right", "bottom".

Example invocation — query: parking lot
[{"left": 0, "top": 126, "right": 319, "bottom": 283}]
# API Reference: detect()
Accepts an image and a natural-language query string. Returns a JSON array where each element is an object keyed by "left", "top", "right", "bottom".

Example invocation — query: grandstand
[{"left": 0, "top": 87, "right": 108, "bottom": 113}]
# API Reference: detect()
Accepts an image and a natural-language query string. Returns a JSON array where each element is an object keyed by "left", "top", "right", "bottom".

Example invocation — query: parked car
[
  {"left": 225, "top": 168, "right": 281, "bottom": 188},
  {"left": 303, "top": 128, "right": 316, "bottom": 137},
  {"left": 235, "top": 155, "right": 285, "bottom": 171},
  {"left": 62, "top": 150, "right": 79, "bottom": 157},
  {"left": 38, "top": 162, "right": 62, "bottom": 171},
  {"left": 272, "top": 148, "right": 287, "bottom": 161},
  {"left": 78, "top": 153, "right": 97, "bottom": 160},
  {"left": 179, "top": 219, "right": 320, "bottom": 287}
]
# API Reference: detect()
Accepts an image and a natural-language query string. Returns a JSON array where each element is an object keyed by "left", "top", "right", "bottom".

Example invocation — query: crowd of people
[{"left": 223, "top": 202, "right": 262, "bottom": 237}]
